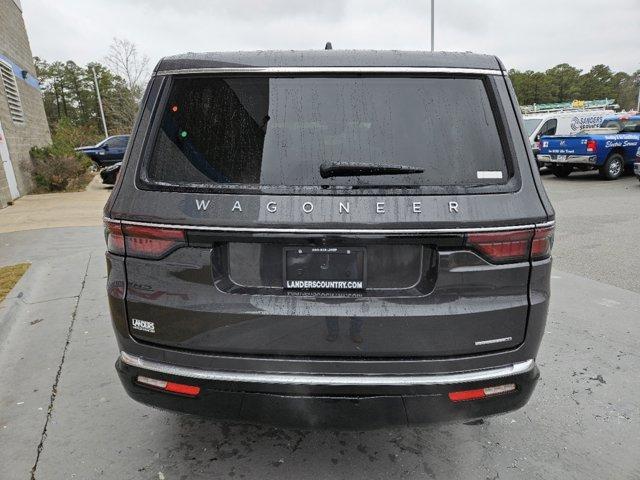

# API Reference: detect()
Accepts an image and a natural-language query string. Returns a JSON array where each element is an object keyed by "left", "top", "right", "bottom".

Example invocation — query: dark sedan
[
  {"left": 76, "top": 135, "right": 129, "bottom": 168},
  {"left": 100, "top": 162, "right": 121, "bottom": 185}
]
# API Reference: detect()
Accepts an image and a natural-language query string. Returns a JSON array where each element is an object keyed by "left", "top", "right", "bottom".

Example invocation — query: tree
[
  {"left": 545, "top": 64, "right": 582, "bottom": 102},
  {"left": 509, "top": 63, "right": 637, "bottom": 110},
  {"left": 35, "top": 57, "right": 139, "bottom": 139},
  {"left": 509, "top": 69, "right": 553, "bottom": 105},
  {"left": 611, "top": 70, "right": 640, "bottom": 111},
  {"left": 105, "top": 38, "right": 149, "bottom": 103},
  {"left": 579, "top": 65, "right": 614, "bottom": 100}
]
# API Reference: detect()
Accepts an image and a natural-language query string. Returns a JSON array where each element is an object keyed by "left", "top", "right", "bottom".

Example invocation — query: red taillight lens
[
  {"left": 586, "top": 139, "right": 597, "bottom": 153},
  {"left": 122, "top": 225, "right": 185, "bottom": 259},
  {"left": 466, "top": 226, "right": 554, "bottom": 263},
  {"left": 105, "top": 220, "right": 125, "bottom": 255},
  {"left": 466, "top": 229, "right": 534, "bottom": 263},
  {"left": 531, "top": 225, "right": 554, "bottom": 260},
  {"left": 104, "top": 221, "right": 185, "bottom": 259}
]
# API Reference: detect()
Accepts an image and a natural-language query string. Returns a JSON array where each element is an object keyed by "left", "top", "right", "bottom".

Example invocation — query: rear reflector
[
  {"left": 448, "top": 383, "right": 516, "bottom": 402},
  {"left": 137, "top": 376, "right": 200, "bottom": 397},
  {"left": 165, "top": 382, "right": 201, "bottom": 396},
  {"left": 104, "top": 220, "right": 185, "bottom": 259}
]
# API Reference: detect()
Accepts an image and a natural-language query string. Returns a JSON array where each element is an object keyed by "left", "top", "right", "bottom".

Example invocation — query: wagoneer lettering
[
  {"left": 105, "top": 50, "right": 554, "bottom": 429},
  {"left": 194, "top": 197, "right": 467, "bottom": 215}
]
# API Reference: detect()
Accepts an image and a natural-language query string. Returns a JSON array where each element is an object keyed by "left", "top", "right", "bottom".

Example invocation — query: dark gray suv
[{"left": 104, "top": 50, "right": 554, "bottom": 429}]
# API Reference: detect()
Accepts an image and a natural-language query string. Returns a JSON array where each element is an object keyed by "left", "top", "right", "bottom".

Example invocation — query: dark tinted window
[
  {"left": 539, "top": 119, "right": 557, "bottom": 137},
  {"left": 108, "top": 136, "right": 128, "bottom": 148},
  {"left": 146, "top": 76, "right": 510, "bottom": 189},
  {"left": 600, "top": 118, "right": 640, "bottom": 132}
]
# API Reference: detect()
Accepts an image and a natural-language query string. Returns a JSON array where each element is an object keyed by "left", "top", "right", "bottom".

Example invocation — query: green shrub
[
  {"left": 30, "top": 149, "right": 93, "bottom": 192},
  {"left": 29, "top": 119, "right": 96, "bottom": 192}
]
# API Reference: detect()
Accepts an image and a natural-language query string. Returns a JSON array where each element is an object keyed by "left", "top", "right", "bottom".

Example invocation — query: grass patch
[{"left": 0, "top": 263, "right": 30, "bottom": 303}]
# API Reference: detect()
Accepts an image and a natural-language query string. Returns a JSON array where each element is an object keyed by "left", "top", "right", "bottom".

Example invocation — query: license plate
[
  {"left": 284, "top": 247, "right": 366, "bottom": 290},
  {"left": 555, "top": 155, "right": 567, "bottom": 162}
]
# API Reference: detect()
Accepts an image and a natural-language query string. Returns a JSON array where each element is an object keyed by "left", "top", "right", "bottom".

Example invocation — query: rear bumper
[
  {"left": 116, "top": 352, "right": 539, "bottom": 429},
  {"left": 537, "top": 154, "right": 597, "bottom": 165}
]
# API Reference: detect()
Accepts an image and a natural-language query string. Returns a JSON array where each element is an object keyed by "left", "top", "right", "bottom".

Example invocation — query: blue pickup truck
[{"left": 537, "top": 114, "right": 640, "bottom": 180}]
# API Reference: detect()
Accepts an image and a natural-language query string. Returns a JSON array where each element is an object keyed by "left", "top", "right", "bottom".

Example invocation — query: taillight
[
  {"left": 466, "top": 229, "right": 533, "bottom": 263},
  {"left": 586, "top": 139, "right": 597, "bottom": 153},
  {"left": 105, "top": 221, "right": 185, "bottom": 259},
  {"left": 105, "top": 220, "right": 125, "bottom": 255},
  {"left": 531, "top": 225, "right": 554, "bottom": 260},
  {"left": 466, "top": 225, "right": 554, "bottom": 263},
  {"left": 122, "top": 224, "right": 185, "bottom": 259}
]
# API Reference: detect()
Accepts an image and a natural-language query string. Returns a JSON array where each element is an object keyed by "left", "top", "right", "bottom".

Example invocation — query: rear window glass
[
  {"left": 145, "top": 76, "right": 510, "bottom": 190},
  {"left": 600, "top": 118, "right": 640, "bottom": 133}
]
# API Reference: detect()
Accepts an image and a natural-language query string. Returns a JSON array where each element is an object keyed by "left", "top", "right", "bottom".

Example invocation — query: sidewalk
[{"left": 0, "top": 176, "right": 111, "bottom": 234}]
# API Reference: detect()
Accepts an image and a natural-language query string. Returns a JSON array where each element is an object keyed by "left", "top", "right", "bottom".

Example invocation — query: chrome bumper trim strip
[{"left": 120, "top": 352, "right": 534, "bottom": 387}]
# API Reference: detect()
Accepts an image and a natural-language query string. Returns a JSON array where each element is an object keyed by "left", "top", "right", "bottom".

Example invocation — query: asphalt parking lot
[{"left": 1, "top": 172, "right": 639, "bottom": 479}]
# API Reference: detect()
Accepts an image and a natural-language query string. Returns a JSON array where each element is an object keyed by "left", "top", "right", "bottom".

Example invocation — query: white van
[{"left": 523, "top": 110, "right": 614, "bottom": 158}]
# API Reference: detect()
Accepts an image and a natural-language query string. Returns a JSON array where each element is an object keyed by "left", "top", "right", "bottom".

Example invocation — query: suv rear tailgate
[{"left": 123, "top": 227, "right": 533, "bottom": 358}]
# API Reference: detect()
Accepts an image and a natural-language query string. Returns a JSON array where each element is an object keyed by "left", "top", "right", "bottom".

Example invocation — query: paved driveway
[
  {"left": 0, "top": 174, "right": 639, "bottom": 479},
  {"left": 0, "top": 176, "right": 110, "bottom": 233}
]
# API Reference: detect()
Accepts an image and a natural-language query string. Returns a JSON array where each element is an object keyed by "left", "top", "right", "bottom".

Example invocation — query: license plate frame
[
  {"left": 283, "top": 247, "right": 366, "bottom": 290},
  {"left": 555, "top": 154, "right": 568, "bottom": 162}
]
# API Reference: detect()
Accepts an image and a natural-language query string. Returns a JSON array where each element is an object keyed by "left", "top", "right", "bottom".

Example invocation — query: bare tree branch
[{"left": 105, "top": 38, "right": 149, "bottom": 102}]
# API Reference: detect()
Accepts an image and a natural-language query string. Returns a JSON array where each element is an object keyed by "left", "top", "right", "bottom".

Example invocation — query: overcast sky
[{"left": 21, "top": 0, "right": 639, "bottom": 74}]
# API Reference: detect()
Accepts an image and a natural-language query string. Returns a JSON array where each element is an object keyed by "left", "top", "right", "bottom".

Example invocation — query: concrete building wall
[{"left": 0, "top": 0, "right": 51, "bottom": 207}]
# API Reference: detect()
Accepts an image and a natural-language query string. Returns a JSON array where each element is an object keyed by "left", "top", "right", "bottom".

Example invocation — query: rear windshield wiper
[{"left": 319, "top": 162, "right": 424, "bottom": 179}]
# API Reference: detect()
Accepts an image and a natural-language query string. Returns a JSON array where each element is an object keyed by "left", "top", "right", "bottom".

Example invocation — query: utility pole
[
  {"left": 92, "top": 66, "right": 109, "bottom": 139},
  {"left": 430, "top": 0, "right": 435, "bottom": 52}
]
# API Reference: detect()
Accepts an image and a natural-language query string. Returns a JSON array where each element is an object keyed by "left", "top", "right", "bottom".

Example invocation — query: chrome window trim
[
  {"left": 120, "top": 351, "right": 534, "bottom": 386},
  {"left": 155, "top": 66, "right": 503, "bottom": 76},
  {"left": 104, "top": 217, "right": 554, "bottom": 235}
]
